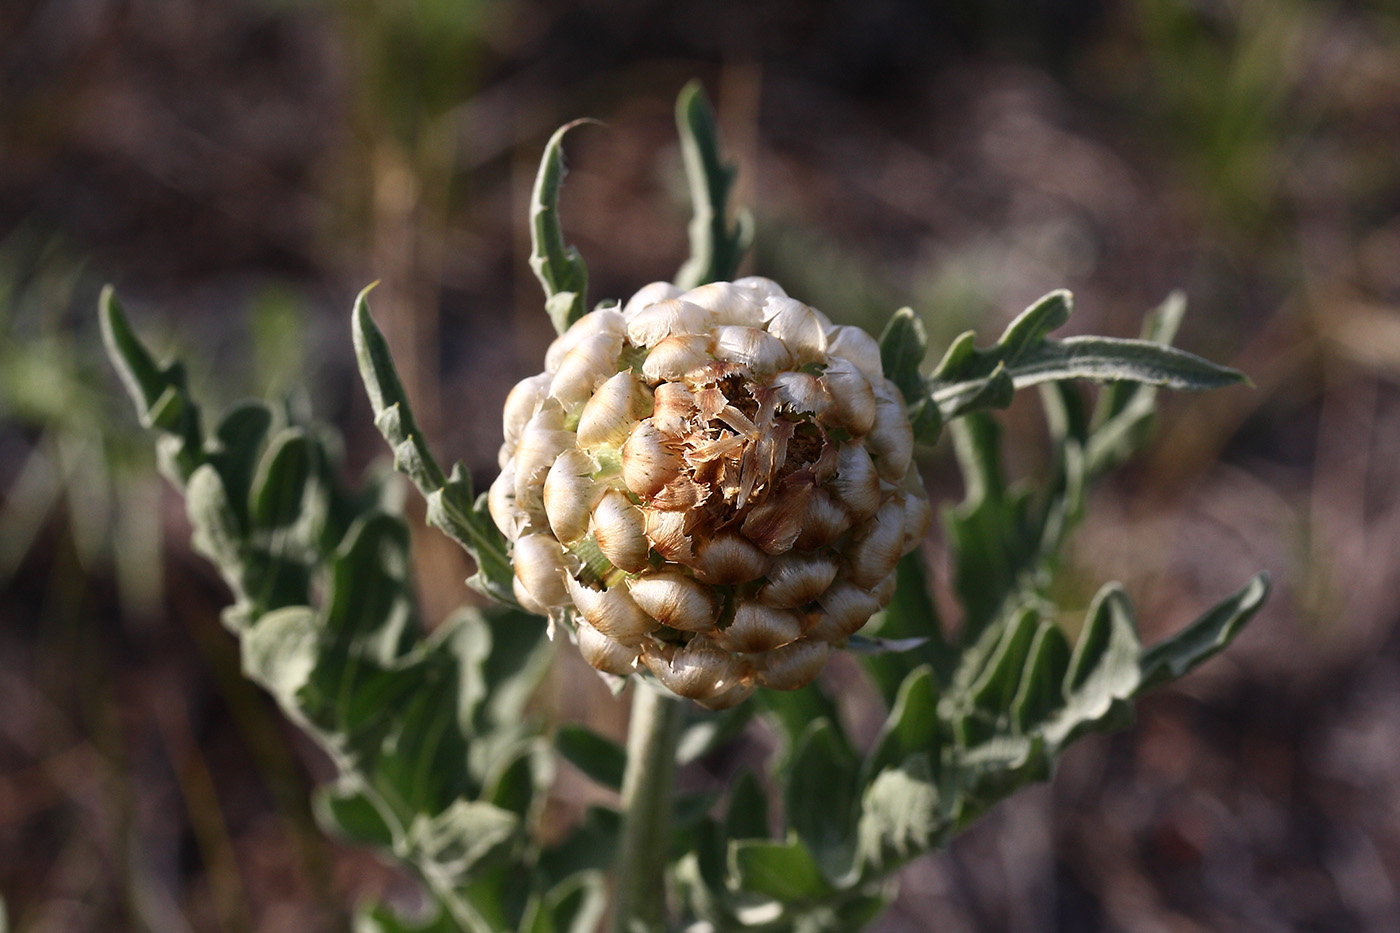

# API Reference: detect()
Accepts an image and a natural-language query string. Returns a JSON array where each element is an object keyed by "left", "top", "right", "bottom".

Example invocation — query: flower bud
[
  {"left": 867, "top": 380, "right": 915, "bottom": 483},
  {"left": 642, "top": 636, "right": 752, "bottom": 703},
  {"left": 651, "top": 382, "right": 696, "bottom": 435},
  {"left": 566, "top": 575, "right": 656, "bottom": 642},
  {"left": 762, "top": 298, "right": 827, "bottom": 365},
  {"left": 541, "top": 449, "right": 600, "bottom": 544},
  {"left": 679, "top": 282, "right": 765, "bottom": 327},
  {"left": 502, "top": 373, "right": 552, "bottom": 451},
  {"left": 805, "top": 580, "right": 882, "bottom": 642},
  {"left": 642, "top": 334, "right": 713, "bottom": 384},
  {"left": 795, "top": 488, "right": 853, "bottom": 549},
  {"left": 713, "top": 325, "right": 794, "bottom": 374},
  {"left": 489, "top": 460, "right": 526, "bottom": 540},
  {"left": 545, "top": 308, "right": 626, "bottom": 372},
  {"left": 622, "top": 281, "right": 682, "bottom": 320},
  {"left": 627, "top": 299, "right": 714, "bottom": 347},
  {"left": 626, "top": 569, "right": 718, "bottom": 632},
  {"left": 718, "top": 600, "right": 805, "bottom": 654},
  {"left": 758, "top": 552, "right": 840, "bottom": 609},
  {"left": 514, "top": 401, "right": 574, "bottom": 526},
  {"left": 820, "top": 357, "right": 877, "bottom": 434},
  {"left": 513, "top": 534, "right": 570, "bottom": 609},
  {"left": 845, "top": 499, "right": 906, "bottom": 588},
  {"left": 577, "top": 371, "right": 650, "bottom": 449},
  {"left": 733, "top": 275, "right": 787, "bottom": 301},
  {"left": 577, "top": 620, "right": 641, "bottom": 675},
  {"left": 550, "top": 331, "right": 625, "bottom": 409},
  {"left": 689, "top": 532, "right": 769, "bottom": 585},
  {"left": 755, "top": 639, "right": 829, "bottom": 690},
  {"left": 899, "top": 486, "right": 932, "bottom": 555},
  {"left": 591, "top": 488, "right": 650, "bottom": 573},
  {"left": 621, "top": 420, "right": 683, "bottom": 498},
  {"left": 828, "top": 443, "right": 881, "bottom": 520},
  {"left": 497, "top": 278, "right": 929, "bottom": 705},
  {"left": 825, "top": 325, "right": 884, "bottom": 384},
  {"left": 769, "top": 371, "right": 830, "bottom": 418}
]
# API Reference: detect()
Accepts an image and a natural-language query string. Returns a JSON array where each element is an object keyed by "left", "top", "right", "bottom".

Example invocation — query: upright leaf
[
  {"left": 353, "top": 291, "right": 517, "bottom": 607},
  {"left": 529, "top": 120, "right": 595, "bottom": 334},
  {"left": 674, "top": 81, "right": 752, "bottom": 289}
]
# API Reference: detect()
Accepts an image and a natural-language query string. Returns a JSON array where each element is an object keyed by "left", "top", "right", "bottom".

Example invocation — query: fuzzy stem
[{"left": 611, "top": 684, "right": 683, "bottom": 932}]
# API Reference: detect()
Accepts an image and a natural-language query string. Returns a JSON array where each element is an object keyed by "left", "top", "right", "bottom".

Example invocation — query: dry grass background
[{"left": 2, "top": 0, "right": 1400, "bottom": 929}]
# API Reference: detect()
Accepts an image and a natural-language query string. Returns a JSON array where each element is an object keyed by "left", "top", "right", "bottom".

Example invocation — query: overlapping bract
[{"left": 491, "top": 278, "right": 931, "bottom": 707}]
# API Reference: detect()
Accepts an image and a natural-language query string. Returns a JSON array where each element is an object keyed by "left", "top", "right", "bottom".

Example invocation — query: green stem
[{"left": 611, "top": 684, "right": 683, "bottom": 933}]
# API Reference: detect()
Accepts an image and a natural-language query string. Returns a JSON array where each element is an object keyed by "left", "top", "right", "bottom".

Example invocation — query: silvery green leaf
[
  {"left": 314, "top": 777, "right": 396, "bottom": 850},
  {"left": 877, "top": 306, "right": 928, "bottom": 405},
  {"left": 100, "top": 286, "right": 203, "bottom": 483},
  {"left": 353, "top": 291, "right": 518, "bottom": 607},
  {"left": 539, "top": 806, "right": 622, "bottom": 883},
  {"left": 354, "top": 900, "right": 458, "bottom": 933},
  {"left": 1084, "top": 291, "right": 1187, "bottom": 475},
  {"left": 927, "top": 289, "right": 1245, "bottom": 421},
  {"left": 674, "top": 81, "right": 753, "bottom": 289},
  {"left": 861, "top": 667, "right": 944, "bottom": 786},
  {"left": 1139, "top": 572, "right": 1270, "bottom": 692},
  {"left": 758, "top": 680, "right": 846, "bottom": 752},
  {"left": 855, "top": 755, "right": 943, "bottom": 875},
  {"left": 405, "top": 799, "right": 521, "bottom": 887},
  {"left": 1010, "top": 622, "right": 1072, "bottom": 733},
  {"left": 352, "top": 288, "right": 447, "bottom": 491},
  {"left": 1041, "top": 585, "right": 1143, "bottom": 751},
  {"left": 205, "top": 400, "right": 273, "bottom": 529},
  {"left": 944, "top": 414, "right": 1038, "bottom": 644},
  {"left": 530, "top": 120, "right": 594, "bottom": 334},
  {"left": 241, "top": 604, "right": 321, "bottom": 710},
  {"left": 843, "top": 635, "right": 930, "bottom": 655}
]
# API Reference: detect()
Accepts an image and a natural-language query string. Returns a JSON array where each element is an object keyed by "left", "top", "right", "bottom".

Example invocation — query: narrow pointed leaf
[
  {"left": 674, "top": 81, "right": 751, "bottom": 289},
  {"left": 352, "top": 288, "right": 447, "bottom": 491},
  {"left": 927, "top": 289, "right": 1245, "bottom": 422},
  {"left": 529, "top": 120, "right": 595, "bottom": 333},
  {"left": 1139, "top": 572, "right": 1270, "bottom": 692}
]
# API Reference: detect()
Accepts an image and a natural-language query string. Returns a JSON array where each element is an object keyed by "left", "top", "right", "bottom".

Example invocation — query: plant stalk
[{"left": 611, "top": 683, "right": 683, "bottom": 932}]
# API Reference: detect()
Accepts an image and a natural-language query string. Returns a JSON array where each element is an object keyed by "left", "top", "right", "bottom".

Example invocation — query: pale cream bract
[{"left": 490, "top": 278, "right": 931, "bottom": 708}]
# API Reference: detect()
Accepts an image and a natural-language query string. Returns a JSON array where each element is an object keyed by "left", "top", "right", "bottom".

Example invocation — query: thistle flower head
[{"left": 492, "top": 278, "right": 931, "bottom": 708}]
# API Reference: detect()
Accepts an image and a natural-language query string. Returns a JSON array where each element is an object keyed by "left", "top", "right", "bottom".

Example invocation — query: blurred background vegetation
[{"left": 2, "top": 0, "right": 1399, "bottom": 929}]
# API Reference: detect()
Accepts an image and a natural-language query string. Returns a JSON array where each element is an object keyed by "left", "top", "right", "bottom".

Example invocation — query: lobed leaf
[
  {"left": 673, "top": 81, "right": 753, "bottom": 289},
  {"left": 529, "top": 120, "right": 595, "bottom": 334},
  {"left": 353, "top": 290, "right": 518, "bottom": 608},
  {"left": 926, "top": 289, "right": 1246, "bottom": 422}
]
